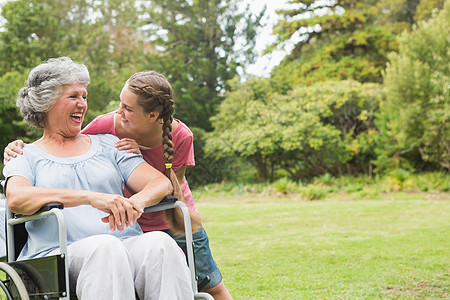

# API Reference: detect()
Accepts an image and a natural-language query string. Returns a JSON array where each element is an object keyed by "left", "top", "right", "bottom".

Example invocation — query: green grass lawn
[{"left": 196, "top": 192, "right": 449, "bottom": 299}]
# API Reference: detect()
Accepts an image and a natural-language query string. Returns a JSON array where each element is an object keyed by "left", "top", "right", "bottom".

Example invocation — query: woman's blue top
[{"left": 3, "top": 134, "right": 145, "bottom": 259}]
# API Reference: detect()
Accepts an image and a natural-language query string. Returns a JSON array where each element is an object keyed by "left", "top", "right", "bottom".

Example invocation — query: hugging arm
[
  {"left": 3, "top": 140, "right": 24, "bottom": 163},
  {"left": 114, "top": 138, "right": 141, "bottom": 154}
]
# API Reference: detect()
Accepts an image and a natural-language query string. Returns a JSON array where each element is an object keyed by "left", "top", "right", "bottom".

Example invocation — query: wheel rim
[{"left": 0, "top": 262, "right": 30, "bottom": 300}]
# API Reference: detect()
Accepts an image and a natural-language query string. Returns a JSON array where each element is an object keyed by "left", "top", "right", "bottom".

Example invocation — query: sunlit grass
[{"left": 197, "top": 193, "right": 449, "bottom": 299}]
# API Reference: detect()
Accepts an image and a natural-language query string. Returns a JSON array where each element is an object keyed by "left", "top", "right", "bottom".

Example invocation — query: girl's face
[
  {"left": 45, "top": 82, "right": 87, "bottom": 137},
  {"left": 116, "top": 85, "right": 151, "bottom": 130}
]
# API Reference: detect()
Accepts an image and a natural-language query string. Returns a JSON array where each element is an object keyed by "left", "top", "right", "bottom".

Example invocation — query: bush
[
  {"left": 194, "top": 172, "right": 449, "bottom": 199},
  {"left": 412, "top": 172, "right": 450, "bottom": 192},
  {"left": 314, "top": 173, "right": 334, "bottom": 186},
  {"left": 301, "top": 185, "right": 327, "bottom": 200},
  {"left": 388, "top": 168, "right": 412, "bottom": 191},
  {"left": 272, "top": 177, "right": 297, "bottom": 195}
]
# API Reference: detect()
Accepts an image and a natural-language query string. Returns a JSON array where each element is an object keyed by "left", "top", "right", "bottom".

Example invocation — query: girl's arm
[{"left": 114, "top": 138, "right": 141, "bottom": 154}]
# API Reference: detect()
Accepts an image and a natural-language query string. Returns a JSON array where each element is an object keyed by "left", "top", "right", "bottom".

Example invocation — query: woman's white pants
[{"left": 50, "top": 231, "right": 193, "bottom": 300}]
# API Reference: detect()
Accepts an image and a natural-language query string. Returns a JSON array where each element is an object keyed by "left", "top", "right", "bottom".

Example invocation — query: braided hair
[
  {"left": 127, "top": 71, "right": 174, "bottom": 169},
  {"left": 126, "top": 71, "right": 200, "bottom": 235}
]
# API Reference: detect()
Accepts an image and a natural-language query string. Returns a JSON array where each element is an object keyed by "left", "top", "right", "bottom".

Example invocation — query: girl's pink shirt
[{"left": 81, "top": 112, "right": 197, "bottom": 231}]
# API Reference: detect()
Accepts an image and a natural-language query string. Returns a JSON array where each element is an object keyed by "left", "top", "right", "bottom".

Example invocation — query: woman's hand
[
  {"left": 90, "top": 193, "right": 143, "bottom": 231},
  {"left": 115, "top": 138, "right": 141, "bottom": 154},
  {"left": 3, "top": 140, "right": 25, "bottom": 164}
]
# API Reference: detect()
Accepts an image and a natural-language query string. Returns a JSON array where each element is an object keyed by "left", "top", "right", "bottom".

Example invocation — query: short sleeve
[
  {"left": 173, "top": 134, "right": 195, "bottom": 171},
  {"left": 82, "top": 112, "right": 115, "bottom": 135},
  {"left": 2, "top": 146, "right": 35, "bottom": 185},
  {"left": 116, "top": 151, "right": 146, "bottom": 183}
]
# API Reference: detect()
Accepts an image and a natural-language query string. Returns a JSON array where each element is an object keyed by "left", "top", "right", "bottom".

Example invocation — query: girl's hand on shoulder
[
  {"left": 3, "top": 140, "right": 25, "bottom": 164},
  {"left": 115, "top": 138, "right": 141, "bottom": 154}
]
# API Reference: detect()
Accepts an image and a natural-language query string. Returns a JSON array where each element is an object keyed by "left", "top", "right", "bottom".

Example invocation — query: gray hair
[{"left": 17, "top": 57, "right": 90, "bottom": 128}]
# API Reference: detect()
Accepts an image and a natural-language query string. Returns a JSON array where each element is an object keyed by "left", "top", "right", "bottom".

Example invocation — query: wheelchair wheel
[{"left": 0, "top": 262, "right": 30, "bottom": 300}]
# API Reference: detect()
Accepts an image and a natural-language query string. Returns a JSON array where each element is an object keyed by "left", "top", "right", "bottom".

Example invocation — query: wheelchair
[{"left": 0, "top": 179, "right": 214, "bottom": 300}]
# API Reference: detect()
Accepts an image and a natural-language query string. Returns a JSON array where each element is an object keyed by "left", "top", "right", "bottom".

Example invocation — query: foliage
[
  {"left": 0, "top": 0, "right": 448, "bottom": 186},
  {"left": 375, "top": 0, "right": 422, "bottom": 32},
  {"left": 205, "top": 76, "right": 275, "bottom": 180},
  {"left": 0, "top": 0, "right": 148, "bottom": 111},
  {"left": 0, "top": 1, "right": 65, "bottom": 151},
  {"left": 376, "top": 1, "right": 449, "bottom": 171},
  {"left": 314, "top": 173, "right": 334, "bottom": 186},
  {"left": 182, "top": 126, "right": 240, "bottom": 187},
  {"left": 272, "top": 177, "right": 297, "bottom": 195},
  {"left": 140, "top": 0, "right": 264, "bottom": 130},
  {"left": 196, "top": 172, "right": 450, "bottom": 200},
  {"left": 414, "top": 0, "right": 446, "bottom": 22},
  {"left": 387, "top": 168, "right": 412, "bottom": 191},
  {"left": 300, "top": 184, "right": 327, "bottom": 200},
  {"left": 0, "top": 0, "right": 151, "bottom": 153},
  {"left": 413, "top": 171, "right": 450, "bottom": 191},
  {"left": 75, "top": 0, "right": 149, "bottom": 117},
  {"left": 269, "top": 0, "right": 400, "bottom": 86},
  {"left": 206, "top": 77, "right": 381, "bottom": 181},
  {"left": 0, "top": 71, "right": 29, "bottom": 151},
  {"left": 0, "top": 0, "right": 64, "bottom": 73}
]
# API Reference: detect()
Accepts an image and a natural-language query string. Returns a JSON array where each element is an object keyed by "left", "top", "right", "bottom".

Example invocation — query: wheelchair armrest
[
  {"left": 143, "top": 195, "right": 178, "bottom": 214},
  {"left": 7, "top": 202, "right": 68, "bottom": 265},
  {"left": 36, "top": 202, "right": 64, "bottom": 213},
  {"left": 159, "top": 195, "right": 177, "bottom": 204},
  {"left": 14, "top": 202, "right": 64, "bottom": 219}
]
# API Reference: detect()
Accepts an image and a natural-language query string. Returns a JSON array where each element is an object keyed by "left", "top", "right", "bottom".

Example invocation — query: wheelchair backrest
[{"left": 1, "top": 179, "right": 29, "bottom": 260}]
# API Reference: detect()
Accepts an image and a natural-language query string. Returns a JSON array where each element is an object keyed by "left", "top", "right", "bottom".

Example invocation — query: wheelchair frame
[{"left": 0, "top": 179, "right": 214, "bottom": 300}]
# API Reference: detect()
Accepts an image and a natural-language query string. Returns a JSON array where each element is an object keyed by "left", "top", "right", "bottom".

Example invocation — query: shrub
[
  {"left": 272, "top": 177, "right": 297, "bottom": 195},
  {"left": 314, "top": 173, "right": 334, "bottom": 186},
  {"left": 301, "top": 185, "right": 327, "bottom": 200},
  {"left": 388, "top": 168, "right": 412, "bottom": 191}
]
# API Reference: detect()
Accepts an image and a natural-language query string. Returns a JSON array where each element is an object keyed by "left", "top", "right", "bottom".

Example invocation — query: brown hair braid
[{"left": 126, "top": 71, "right": 200, "bottom": 235}]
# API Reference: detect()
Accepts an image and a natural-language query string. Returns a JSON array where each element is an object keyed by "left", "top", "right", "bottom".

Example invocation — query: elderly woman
[{"left": 2, "top": 57, "right": 193, "bottom": 299}]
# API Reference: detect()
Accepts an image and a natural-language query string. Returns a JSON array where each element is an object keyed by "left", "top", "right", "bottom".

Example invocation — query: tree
[
  {"left": 376, "top": 1, "right": 449, "bottom": 171},
  {"left": 206, "top": 77, "right": 381, "bottom": 181},
  {"left": 268, "top": 0, "right": 429, "bottom": 87},
  {"left": 0, "top": 0, "right": 65, "bottom": 73},
  {"left": 140, "top": 0, "right": 264, "bottom": 130},
  {"left": 0, "top": 71, "right": 38, "bottom": 153},
  {"left": 0, "top": 0, "right": 149, "bottom": 141},
  {"left": 0, "top": 0, "right": 61, "bottom": 152},
  {"left": 72, "top": 0, "right": 149, "bottom": 117},
  {"left": 414, "top": 0, "right": 446, "bottom": 22}
]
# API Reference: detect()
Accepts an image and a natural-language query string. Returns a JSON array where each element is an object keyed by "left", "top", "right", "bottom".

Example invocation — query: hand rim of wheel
[{"left": 0, "top": 262, "right": 30, "bottom": 300}]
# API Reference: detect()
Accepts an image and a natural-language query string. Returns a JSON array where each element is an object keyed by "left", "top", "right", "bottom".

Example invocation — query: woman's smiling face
[
  {"left": 45, "top": 82, "right": 88, "bottom": 137},
  {"left": 116, "top": 84, "right": 150, "bottom": 130}
]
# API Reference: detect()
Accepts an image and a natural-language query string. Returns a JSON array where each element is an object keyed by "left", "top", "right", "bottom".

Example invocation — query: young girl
[{"left": 4, "top": 71, "right": 232, "bottom": 300}]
